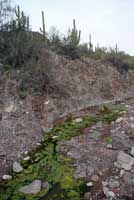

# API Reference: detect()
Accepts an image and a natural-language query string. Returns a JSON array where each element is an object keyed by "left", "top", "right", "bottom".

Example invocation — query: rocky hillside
[
  {"left": 0, "top": 49, "right": 134, "bottom": 199},
  {"left": 0, "top": 49, "right": 134, "bottom": 177}
]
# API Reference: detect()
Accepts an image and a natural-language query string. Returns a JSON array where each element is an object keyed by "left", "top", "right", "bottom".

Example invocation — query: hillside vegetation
[{"left": 0, "top": 0, "right": 134, "bottom": 74}]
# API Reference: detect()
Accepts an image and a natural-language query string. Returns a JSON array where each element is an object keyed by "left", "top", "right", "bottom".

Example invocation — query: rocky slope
[{"left": 0, "top": 49, "right": 134, "bottom": 181}]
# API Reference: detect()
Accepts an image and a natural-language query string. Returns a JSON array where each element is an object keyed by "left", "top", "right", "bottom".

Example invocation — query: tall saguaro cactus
[
  {"left": 15, "top": 5, "right": 29, "bottom": 31},
  {"left": 40, "top": 11, "right": 46, "bottom": 43},
  {"left": 69, "top": 19, "right": 81, "bottom": 48},
  {"left": 115, "top": 43, "right": 118, "bottom": 54},
  {"left": 89, "top": 34, "right": 93, "bottom": 52}
]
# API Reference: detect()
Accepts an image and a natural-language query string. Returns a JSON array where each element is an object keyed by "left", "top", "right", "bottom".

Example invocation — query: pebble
[
  {"left": 103, "top": 186, "right": 109, "bottom": 196},
  {"left": 116, "top": 117, "right": 123, "bottom": 123},
  {"left": 84, "top": 192, "right": 91, "bottom": 200},
  {"left": 120, "top": 169, "right": 125, "bottom": 177},
  {"left": 86, "top": 182, "right": 93, "bottom": 187},
  {"left": 131, "top": 124, "right": 134, "bottom": 128},
  {"left": 73, "top": 118, "right": 83, "bottom": 123},
  {"left": 13, "top": 161, "right": 23, "bottom": 173},
  {"left": 23, "top": 156, "right": 30, "bottom": 161},
  {"left": 107, "top": 191, "right": 116, "bottom": 198},
  {"left": 52, "top": 135, "right": 58, "bottom": 139},
  {"left": 102, "top": 181, "right": 108, "bottom": 187},
  {"left": 109, "top": 180, "right": 120, "bottom": 189},
  {"left": 123, "top": 172, "right": 132, "bottom": 185},
  {"left": 107, "top": 144, "right": 113, "bottom": 149},
  {"left": 91, "top": 174, "right": 99, "bottom": 182},
  {"left": 2, "top": 175, "right": 12, "bottom": 180}
]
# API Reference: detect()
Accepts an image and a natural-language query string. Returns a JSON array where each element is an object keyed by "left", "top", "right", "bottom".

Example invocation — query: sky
[{"left": 13, "top": 0, "right": 134, "bottom": 55}]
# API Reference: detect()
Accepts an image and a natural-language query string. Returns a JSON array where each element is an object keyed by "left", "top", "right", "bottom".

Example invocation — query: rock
[
  {"left": 36, "top": 142, "right": 41, "bottom": 146},
  {"left": 103, "top": 186, "right": 109, "bottom": 196},
  {"left": 86, "top": 182, "right": 93, "bottom": 187},
  {"left": 84, "top": 192, "right": 91, "bottom": 200},
  {"left": 42, "top": 181, "right": 49, "bottom": 190},
  {"left": 23, "top": 156, "right": 30, "bottom": 161},
  {"left": 73, "top": 118, "right": 83, "bottom": 123},
  {"left": 19, "top": 180, "right": 41, "bottom": 194},
  {"left": 123, "top": 172, "right": 132, "bottom": 185},
  {"left": 24, "top": 151, "right": 28, "bottom": 155},
  {"left": 120, "top": 169, "right": 125, "bottom": 177},
  {"left": 132, "top": 178, "right": 134, "bottom": 186},
  {"left": 91, "top": 174, "right": 99, "bottom": 182},
  {"left": 103, "top": 187, "right": 115, "bottom": 198},
  {"left": 44, "top": 100, "right": 50, "bottom": 105},
  {"left": 131, "top": 124, "right": 134, "bottom": 128},
  {"left": 13, "top": 162, "right": 23, "bottom": 173},
  {"left": 107, "top": 191, "right": 116, "bottom": 199},
  {"left": 2, "top": 175, "right": 12, "bottom": 180},
  {"left": 116, "top": 117, "right": 123, "bottom": 123},
  {"left": 130, "top": 147, "right": 134, "bottom": 157},
  {"left": 52, "top": 135, "right": 58, "bottom": 139},
  {"left": 109, "top": 180, "right": 120, "bottom": 189},
  {"left": 107, "top": 144, "right": 113, "bottom": 149},
  {"left": 116, "top": 151, "right": 134, "bottom": 171},
  {"left": 102, "top": 181, "right": 108, "bottom": 187}
]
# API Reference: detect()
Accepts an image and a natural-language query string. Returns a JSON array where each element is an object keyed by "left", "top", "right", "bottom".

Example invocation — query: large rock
[
  {"left": 115, "top": 151, "right": 134, "bottom": 171},
  {"left": 13, "top": 162, "right": 23, "bottom": 173},
  {"left": 19, "top": 180, "right": 41, "bottom": 194}
]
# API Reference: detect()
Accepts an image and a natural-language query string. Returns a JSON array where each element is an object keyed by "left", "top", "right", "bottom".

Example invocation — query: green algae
[{"left": 0, "top": 106, "right": 122, "bottom": 200}]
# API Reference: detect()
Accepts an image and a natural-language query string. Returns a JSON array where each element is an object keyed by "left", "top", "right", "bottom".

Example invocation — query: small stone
[
  {"left": 132, "top": 178, "right": 134, "bottom": 186},
  {"left": 84, "top": 192, "right": 91, "bottom": 200},
  {"left": 120, "top": 111, "right": 127, "bottom": 114},
  {"left": 107, "top": 144, "right": 113, "bottom": 149},
  {"left": 103, "top": 186, "right": 109, "bottom": 196},
  {"left": 73, "top": 118, "right": 83, "bottom": 123},
  {"left": 42, "top": 181, "right": 49, "bottom": 190},
  {"left": 24, "top": 151, "right": 28, "bottom": 155},
  {"left": 102, "top": 181, "right": 108, "bottom": 187},
  {"left": 52, "top": 136, "right": 58, "bottom": 139},
  {"left": 107, "top": 191, "right": 116, "bottom": 198},
  {"left": 120, "top": 169, "right": 125, "bottom": 177},
  {"left": 23, "top": 156, "right": 30, "bottom": 161},
  {"left": 123, "top": 172, "right": 132, "bottom": 185},
  {"left": 109, "top": 180, "right": 120, "bottom": 189},
  {"left": 86, "top": 182, "right": 93, "bottom": 187},
  {"left": 2, "top": 175, "right": 12, "bottom": 180},
  {"left": 130, "top": 147, "right": 134, "bottom": 157},
  {"left": 131, "top": 124, "right": 134, "bottom": 128},
  {"left": 44, "top": 100, "right": 50, "bottom": 105},
  {"left": 91, "top": 174, "right": 99, "bottom": 182},
  {"left": 19, "top": 180, "right": 41, "bottom": 194},
  {"left": 13, "top": 162, "right": 23, "bottom": 173},
  {"left": 116, "top": 117, "right": 123, "bottom": 123}
]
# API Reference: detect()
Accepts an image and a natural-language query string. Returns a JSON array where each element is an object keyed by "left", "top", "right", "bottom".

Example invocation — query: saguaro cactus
[
  {"left": 89, "top": 34, "right": 93, "bottom": 52},
  {"left": 15, "top": 5, "right": 29, "bottom": 31},
  {"left": 69, "top": 19, "right": 81, "bottom": 48},
  {"left": 115, "top": 43, "right": 118, "bottom": 54},
  {"left": 40, "top": 11, "right": 46, "bottom": 43}
]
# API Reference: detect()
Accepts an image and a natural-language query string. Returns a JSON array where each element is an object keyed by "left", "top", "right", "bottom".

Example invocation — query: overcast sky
[{"left": 14, "top": 0, "right": 134, "bottom": 55}]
